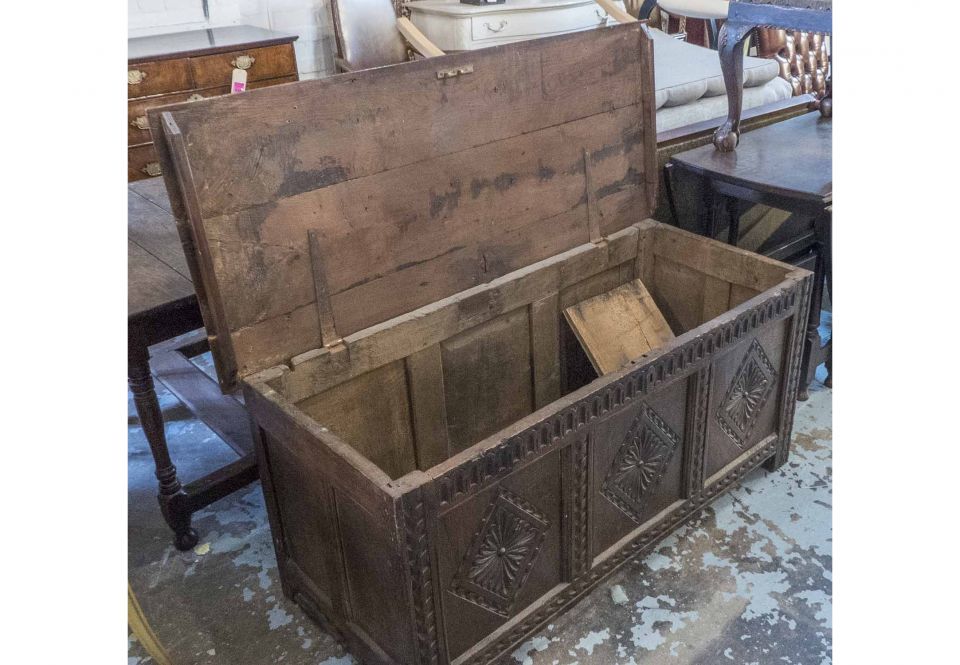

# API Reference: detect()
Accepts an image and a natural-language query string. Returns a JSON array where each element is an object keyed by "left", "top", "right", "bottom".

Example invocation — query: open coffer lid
[{"left": 149, "top": 22, "right": 658, "bottom": 391}]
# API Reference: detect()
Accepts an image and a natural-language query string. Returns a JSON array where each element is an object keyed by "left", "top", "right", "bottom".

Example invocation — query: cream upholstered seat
[
  {"left": 648, "top": 27, "right": 790, "bottom": 131},
  {"left": 656, "top": 0, "right": 729, "bottom": 20}
]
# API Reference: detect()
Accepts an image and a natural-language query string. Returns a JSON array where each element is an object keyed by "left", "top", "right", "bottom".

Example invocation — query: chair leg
[{"left": 713, "top": 21, "right": 754, "bottom": 152}]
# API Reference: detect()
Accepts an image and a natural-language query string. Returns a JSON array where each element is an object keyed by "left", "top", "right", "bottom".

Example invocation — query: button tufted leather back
[{"left": 757, "top": 28, "right": 830, "bottom": 98}]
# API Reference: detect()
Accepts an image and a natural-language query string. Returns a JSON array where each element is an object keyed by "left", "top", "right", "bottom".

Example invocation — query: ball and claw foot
[
  {"left": 713, "top": 122, "right": 739, "bottom": 152},
  {"left": 175, "top": 527, "right": 199, "bottom": 551},
  {"left": 819, "top": 96, "right": 832, "bottom": 119}
]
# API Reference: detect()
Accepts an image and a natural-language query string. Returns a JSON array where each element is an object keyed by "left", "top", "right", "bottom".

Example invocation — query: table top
[
  {"left": 129, "top": 25, "right": 298, "bottom": 63},
  {"left": 670, "top": 112, "right": 831, "bottom": 203},
  {"left": 128, "top": 178, "right": 195, "bottom": 320}
]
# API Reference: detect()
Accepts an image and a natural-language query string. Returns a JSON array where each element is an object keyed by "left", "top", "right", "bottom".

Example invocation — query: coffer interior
[{"left": 275, "top": 225, "right": 792, "bottom": 480}]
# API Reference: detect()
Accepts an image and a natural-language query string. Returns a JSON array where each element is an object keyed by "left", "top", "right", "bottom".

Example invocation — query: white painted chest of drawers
[{"left": 405, "top": 0, "right": 629, "bottom": 51}]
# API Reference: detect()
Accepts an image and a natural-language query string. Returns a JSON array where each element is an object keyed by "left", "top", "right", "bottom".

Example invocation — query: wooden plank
[
  {"left": 595, "top": 0, "right": 638, "bottom": 24},
  {"left": 275, "top": 225, "right": 640, "bottom": 403},
  {"left": 149, "top": 24, "right": 656, "bottom": 385},
  {"left": 701, "top": 275, "right": 732, "bottom": 322},
  {"left": 160, "top": 111, "right": 239, "bottom": 389},
  {"left": 651, "top": 255, "right": 705, "bottom": 334},
  {"left": 308, "top": 230, "right": 342, "bottom": 347},
  {"left": 563, "top": 278, "right": 675, "bottom": 375},
  {"left": 530, "top": 294, "right": 562, "bottom": 409},
  {"left": 729, "top": 283, "right": 762, "bottom": 309},
  {"left": 295, "top": 361, "right": 418, "bottom": 481},
  {"left": 652, "top": 222, "right": 790, "bottom": 292},
  {"left": 405, "top": 345, "right": 450, "bottom": 470},
  {"left": 441, "top": 308, "right": 533, "bottom": 455},
  {"left": 396, "top": 17, "right": 444, "bottom": 57},
  {"left": 202, "top": 103, "right": 644, "bottom": 344},
  {"left": 150, "top": 24, "right": 648, "bottom": 219}
]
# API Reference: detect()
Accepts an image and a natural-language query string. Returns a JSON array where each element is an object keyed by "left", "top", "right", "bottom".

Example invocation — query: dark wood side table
[
  {"left": 666, "top": 111, "right": 831, "bottom": 399},
  {"left": 714, "top": 0, "right": 832, "bottom": 151},
  {"left": 129, "top": 178, "right": 258, "bottom": 550}
]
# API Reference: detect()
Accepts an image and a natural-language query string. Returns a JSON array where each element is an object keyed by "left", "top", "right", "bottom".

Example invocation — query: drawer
[
  {"left": 128, "top": 58, "right": 192, "bottom": 98},
  {"left": 189, "top": 44, "right": 297, "bottom": 89},
  {"left": 128, "top": 89, "right": 205, "bottom": 145},
  {"left": 470, "top": 4, "right": 611, "bottom": 43},
  {"left": 127, "top": 75, "right": 298, "bottom": 145},
  {"left": 129, "top": 143, "right": 161, "bottom": 182}
]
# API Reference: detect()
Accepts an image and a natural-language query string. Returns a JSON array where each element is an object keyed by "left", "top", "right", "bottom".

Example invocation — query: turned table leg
[
  {"left": 818, "top": 208, "right": 833, "bottom": 389},
  {"left": 798, "top": 213, "right": 829, "bottom": 402},
  {"left": 129, "top": 342, "right": 198, "bottom": 551},
  {"left": 713, "top": 21, "right": 755, "bottom": 152}
]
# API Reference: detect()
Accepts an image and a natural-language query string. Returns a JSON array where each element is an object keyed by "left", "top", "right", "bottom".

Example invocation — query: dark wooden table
[
  {"left": 667, "top": 111, "right": 831, "bottom": 399},
  {"left": 128, "top": 178, "right": 257, "bottom": 550},
  {"left": 714, "top": 0, "right": 832, "bottom": 151}
]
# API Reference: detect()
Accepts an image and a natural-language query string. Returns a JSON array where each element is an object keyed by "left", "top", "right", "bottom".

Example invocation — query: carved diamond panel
[
  {"left": 602, "top": 404, "right": 681, "bottom": 523},
  {"left": 450, "top": 488, "right": 550, "bottom": 617},
  {"left": 717, "top": 338, "right": 777, "bottom": 448}
]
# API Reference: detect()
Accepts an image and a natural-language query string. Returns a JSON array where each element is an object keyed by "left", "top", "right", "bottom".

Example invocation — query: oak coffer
[{"left": 149, "top": 23, "right": 811, "bottom": 665}]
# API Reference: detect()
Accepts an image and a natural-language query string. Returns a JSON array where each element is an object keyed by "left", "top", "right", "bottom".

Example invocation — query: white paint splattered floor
[{"left": 129, "top": 331, "right": 831, "bottom": 665}]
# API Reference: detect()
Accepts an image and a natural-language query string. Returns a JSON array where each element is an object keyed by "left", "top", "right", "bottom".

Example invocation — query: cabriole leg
[
  {"left": 713, "top": 21, "right": 754, "bottom": 152},
  {"left": 129, "top": 343, "right": 198, "bottom": 551}
]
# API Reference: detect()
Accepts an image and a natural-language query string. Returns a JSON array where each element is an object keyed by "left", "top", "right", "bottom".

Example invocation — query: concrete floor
[{"left": 129, "top": 322, "right": 832, "bottom": 665}]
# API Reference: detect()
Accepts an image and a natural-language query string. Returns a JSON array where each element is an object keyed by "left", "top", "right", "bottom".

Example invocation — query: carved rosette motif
[
  {"left": 450, "top": 488, "right": 549, "bottom": 617},
  {"left": 602, "top": 404, "right": 681, "bottom": 523},
  {"left": 717, "top": 338, "right": 777, "bottom": 448}
]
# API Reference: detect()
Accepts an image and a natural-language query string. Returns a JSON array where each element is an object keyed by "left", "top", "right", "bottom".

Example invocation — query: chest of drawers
[
  {"left": 128, "top": 25, "right": 298, "bottom": 181},
  {"left": 406, "top": 0, "right": 627, "bottom": 51}
]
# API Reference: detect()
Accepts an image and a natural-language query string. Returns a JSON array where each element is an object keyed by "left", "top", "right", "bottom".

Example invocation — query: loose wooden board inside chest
[{"left": 563, "top": 277, "right": 675, "bottom": 375}]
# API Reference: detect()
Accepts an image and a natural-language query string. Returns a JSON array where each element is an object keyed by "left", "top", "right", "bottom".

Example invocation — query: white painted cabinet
[{"left": 405, "top": 0, "right": 629, "bottom": 51}]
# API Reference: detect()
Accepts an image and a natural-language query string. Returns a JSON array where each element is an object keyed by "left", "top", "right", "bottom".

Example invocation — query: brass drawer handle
[
  {"left": 484, "top": 20, "right": 508, "bottom": 33},
  {"left": 230, "top": 54, "right": 256, "bottom": 70},
  {"left": 128, "top": 69, "right": 148, "bottom": 85},
  {"left": 142, "top": 162, "right": 161, "bottom": 177},
  {"left": 187, "top": 93, "right": 205, "bottom": 102},
  {"left": 131, "top": 115, "right": 150, "bottom": 131}
]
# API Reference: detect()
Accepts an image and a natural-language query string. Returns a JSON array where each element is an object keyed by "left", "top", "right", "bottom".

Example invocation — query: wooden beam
[
  {"left": 595, "top": 0, "right": 638, "bottom": 24},
  {"left": 397, "top": 17, "right": 445, "bottom": 58}
]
